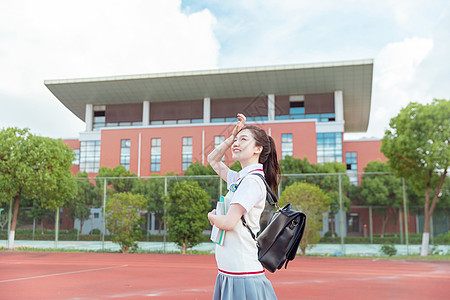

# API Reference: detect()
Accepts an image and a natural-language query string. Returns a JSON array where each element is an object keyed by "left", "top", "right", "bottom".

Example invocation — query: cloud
[
  {"left": 0, "top": 0, "right": 219, "bottom": 138},
  {"left": 346, "top": 37, "right": 434, "bottom": 140}
]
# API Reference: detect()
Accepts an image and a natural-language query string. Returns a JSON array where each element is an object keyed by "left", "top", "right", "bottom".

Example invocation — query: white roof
[{"left": 45, "top": 59, "right": 373, "bottom": 132}]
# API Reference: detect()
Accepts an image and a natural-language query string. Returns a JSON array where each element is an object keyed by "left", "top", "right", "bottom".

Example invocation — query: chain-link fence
[{"left": 1, "top": 173, "right": 449, "bottom": 255}]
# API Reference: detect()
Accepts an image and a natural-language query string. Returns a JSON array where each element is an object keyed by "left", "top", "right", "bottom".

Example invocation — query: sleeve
[
  {"left": 230, "top": 176, "right": 266, "bottom": 213},
  {"left": 227, "top": 169, "right": 239, "bottom": 190}
]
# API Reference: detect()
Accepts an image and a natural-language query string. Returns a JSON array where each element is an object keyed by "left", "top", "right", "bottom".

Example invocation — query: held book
[{"left": 210, "top": 195, "right": 227, "bottom": 246}]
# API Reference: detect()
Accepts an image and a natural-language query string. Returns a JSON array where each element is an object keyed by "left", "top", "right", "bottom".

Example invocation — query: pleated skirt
[{"left": 213, "top": 273, "right": 277, "bottom": 300}]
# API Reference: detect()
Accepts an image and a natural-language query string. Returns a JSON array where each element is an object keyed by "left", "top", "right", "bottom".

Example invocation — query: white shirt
[{"left": 215, "top": 164, "right": 266, "bottom": 276}]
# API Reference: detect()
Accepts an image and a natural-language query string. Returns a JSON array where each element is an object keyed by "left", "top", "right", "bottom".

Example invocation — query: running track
[{"left": 0, "top": 252, "right": 449, "bottom": 299}]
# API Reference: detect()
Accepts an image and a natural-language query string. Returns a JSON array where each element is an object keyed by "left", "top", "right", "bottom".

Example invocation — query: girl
[{"left": 208, "top": 113, "right": 280, "bottom": 300}]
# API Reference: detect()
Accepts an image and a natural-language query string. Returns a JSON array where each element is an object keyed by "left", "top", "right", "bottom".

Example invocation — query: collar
[{"left": 238, "top": 163, "right": 264, "bottom": 178}]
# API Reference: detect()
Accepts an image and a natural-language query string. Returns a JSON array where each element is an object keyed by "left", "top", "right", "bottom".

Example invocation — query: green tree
[
  {"left": 280, "top": 156, "right": 351, "bottom": 237},
  {"left": 185, "top": 162, "right": 223, "bottom": 209},
  {"left": 279, "top": 182, "right": 331, "bottom": 254},
  {"left": 0, "top": 127, "right": 77, "bottom": 249},
  {"left": 359, "top": 161, "right": 403, "bottom": 236},
  {"left": 381, "top": 99, "right": 450, "bottom": 256},
  {"left": 105, "top": 192, "right": 147, "bottom": 253},
  {"left": 66, "top": 172, "right": 100, "bottom": 237},
  {"left": 166, "top": 180, "right": 210, "bottom": 254},
  {"left": 97, "top": 165, "right": 136, "bottom": 194},
  {"left": 132, "top": 176, "right": 165, "bottom": 234}
]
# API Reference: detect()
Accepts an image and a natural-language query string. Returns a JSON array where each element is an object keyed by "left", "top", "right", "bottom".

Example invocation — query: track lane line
[{"left": 0, "top": 264, "right": 128, "bottom": 283}]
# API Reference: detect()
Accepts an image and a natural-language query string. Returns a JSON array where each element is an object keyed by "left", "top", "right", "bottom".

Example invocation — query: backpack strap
[{"left": 236, "top": 173, "right": 279, "bottom": 245}]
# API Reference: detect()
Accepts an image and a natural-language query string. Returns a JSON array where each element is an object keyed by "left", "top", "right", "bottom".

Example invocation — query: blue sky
[{"left": 0, "top": 0, "right": 449, "bottom": 140}]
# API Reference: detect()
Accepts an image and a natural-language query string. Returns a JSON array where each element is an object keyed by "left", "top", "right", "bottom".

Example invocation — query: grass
[{"left": 2, "top": 246, "right": 449, "bottom": 261}]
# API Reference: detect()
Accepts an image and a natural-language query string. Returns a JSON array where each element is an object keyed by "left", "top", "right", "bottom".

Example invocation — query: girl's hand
[
  {"left": 232, "top": 113, "right": 246, "bottom": 137},
  {"left": 208, "top": 209, "right": 216, "bottom": 226}
]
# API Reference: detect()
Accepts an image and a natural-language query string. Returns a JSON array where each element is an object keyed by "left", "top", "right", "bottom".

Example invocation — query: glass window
[
  {"left": 182, "top": 137, "right": 193, "bottom": 171},
  {"left": 120, "top": 139, "right": 131, "bottom": 171},
  {"left": 79, "top": 140, "right": 101, "bottom": 173},
  {"left": 93, "top": 111, "right": 106, "bottom": 131},
  {"left": 316, "top": 132, "right": 342, "bottom": 164},
  {"left": 73, "top": 149, "right": 80, "bottom": 165},
  {"left": 346, "top": 152, "right": 358, "bottom": 185},
  {"left": 281, "top": 134, "right": 293, "bottom": 159},
  {"left": 215, "top": 136, "right": 225, "bottom": 162},
  {"left": 151, "top": 138, "right": 161, "bottom": 172}
]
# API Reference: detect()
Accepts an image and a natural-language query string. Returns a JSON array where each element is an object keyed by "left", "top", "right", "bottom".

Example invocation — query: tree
[
  {"left": 97, "top": 165, "right": 136, "bottom": 194},
  {"left": 381, "top": 99, "right": 449, "bottom": 256},
  {"left": 280, "top": 156, "right": 351, "bottom": 237},
  {"left": 166, "top": 180, "right": 210, "bottom": 254},
  {"left": 105, "top": 192, "right": 147, "bottom": 253},
  {"left": 359, "top": 161, "right": 403, "bottom": 236},
  {"left": 278, "top": 182, "right": 331, "bottom": 254},
  {"left": 185, "top": 162, "right": 221, "bottom": 205},
  {"left": 0, "top": 127, "right": 77, "bottom": 249},
  {"left": 66, "top": 172, "right": 100, "bottom": 237},
  {"left": 132, "top": 176, "right": 165, "bottom": 234}
]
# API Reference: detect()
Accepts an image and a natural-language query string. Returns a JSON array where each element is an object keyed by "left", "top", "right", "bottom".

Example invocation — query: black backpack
[{"left": 238, "top": 173, "right": 307, "bottom": 273}]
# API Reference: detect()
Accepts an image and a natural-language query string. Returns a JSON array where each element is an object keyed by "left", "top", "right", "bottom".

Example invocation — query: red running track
[{"left": 0, "top": 252, "right": 449, "bottom": 299}]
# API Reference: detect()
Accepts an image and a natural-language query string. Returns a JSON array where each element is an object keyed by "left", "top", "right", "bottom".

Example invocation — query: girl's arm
[
  {"left": 208, "top": 203, "right": 246, "bottom": 231},
  {"left": 207, "top": 113, "right": 246, "bottom": 181}
]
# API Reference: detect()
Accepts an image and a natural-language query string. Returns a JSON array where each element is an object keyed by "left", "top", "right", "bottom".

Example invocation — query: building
[
  {"left": 46, "top": 59, "right": 397, "bottom": 236},
  {"left": 46, "top": 59, "right": 385, "bottom": 177}
]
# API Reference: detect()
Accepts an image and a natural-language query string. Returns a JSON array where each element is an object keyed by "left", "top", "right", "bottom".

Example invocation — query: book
[{"left": 210, "top": 195, "right": 226, "bottom": 246}]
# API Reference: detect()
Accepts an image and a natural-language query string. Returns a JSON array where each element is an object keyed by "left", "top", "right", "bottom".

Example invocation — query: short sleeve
[
  {"left": 230, "top": 176, "right": 266, "bottom": 213},
  {"left": 227, "top": 169, "right": 239, "bottom": 190}
]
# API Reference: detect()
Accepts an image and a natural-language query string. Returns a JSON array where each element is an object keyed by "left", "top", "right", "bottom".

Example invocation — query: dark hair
[{"left": 242, "top": 125, "right": 281, "bottom": 195}]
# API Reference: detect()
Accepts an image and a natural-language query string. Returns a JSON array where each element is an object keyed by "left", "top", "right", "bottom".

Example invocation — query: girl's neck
[{"left": 239, "top": 156, "right": 260, "bottom": 169}]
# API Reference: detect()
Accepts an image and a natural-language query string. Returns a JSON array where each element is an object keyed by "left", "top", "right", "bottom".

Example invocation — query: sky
[{"left": 0, "top": 0, "right": 449, "bottom": 140}]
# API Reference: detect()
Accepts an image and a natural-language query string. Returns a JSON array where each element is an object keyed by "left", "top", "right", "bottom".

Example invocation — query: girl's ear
[{"left": 255, "top": 146, "right": 263, "bottom": 154}]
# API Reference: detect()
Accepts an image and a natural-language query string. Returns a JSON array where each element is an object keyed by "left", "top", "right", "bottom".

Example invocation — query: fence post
[
  {"left": 402, "top": 178, "right": 409, "bottom": 255},
  {"left": 164, "top": 176, "right": 168, "bottom": 253},
  {"left": 339, "top": 174, "right": 345, "bottom": 254},
  {"left": 32, "top": 218, "right": 36, "bottom": 241},
  {"left": 399, "top": 207, "right": 404, "bottom": 244},
  {"left": 55, "top": 208, "right": 60, "bottom": 249},
  {"left": 369, "top": 206, "right": 373, "bottom": 244},
  {"left": 102, "top": 177, "right": 106, "bottom": 250}
]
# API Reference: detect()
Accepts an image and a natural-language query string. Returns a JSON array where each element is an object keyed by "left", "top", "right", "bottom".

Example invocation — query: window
[
  {"left": 79, "top": 140, "right": 101, "bottom": 173},
  {"left": 182, "top": 137, "right": 193, "bottom": 171},
  {"left": 346, "top": 152, "right": 358, "bottom": 185},
  {"left": 73, "top": 149, "right": 80, "bottom": 165},
  {"left": 316, "top": 132, "right": 342, "bottom": 164},
  {"left": 94, "top": 212, "right": 100, "bottom": 219},
  {"left": 275, "top": 95, "right": 335, "bottom": 122},
  {"left": 281, "top": 134, "right": 293, "bottom": 159},
  {"left": 347, "top": 213, "right": 360, "bottom": 232},
  {"left": 151, "top": 138, "right": 161, "bottom": 172},
  {"left": 120, "top": 139, "right": 131, "bottom": 171},
  {"left": 214, "top": 136, "right": 225, "bottom": 162},
  {"left": 93, "top": 110, "right": 106, "bottom": 131}
]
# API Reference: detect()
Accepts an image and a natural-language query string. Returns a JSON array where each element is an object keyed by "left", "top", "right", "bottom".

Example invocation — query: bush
[
  {"left": 434, "top": 232, "right": 450, "bottom": 245},
  {"left": 106, "top": 192, "right": 147, "bottom": 253},
  {"left": 380, "top": 244, "right": 397, "bottom": 256}
]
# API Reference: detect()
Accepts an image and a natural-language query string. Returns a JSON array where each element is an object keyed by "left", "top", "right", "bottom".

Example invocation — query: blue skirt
[{"left": 213, "top": 273, "right": 277, "bottom": 300}]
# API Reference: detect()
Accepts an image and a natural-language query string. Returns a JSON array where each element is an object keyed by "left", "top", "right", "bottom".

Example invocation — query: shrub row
[{"left": 320, "top": 233, "right": 450, "bottom": 245}]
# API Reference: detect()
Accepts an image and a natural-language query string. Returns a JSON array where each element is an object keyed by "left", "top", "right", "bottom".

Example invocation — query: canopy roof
[{"left": 45, "top": 59, "right": 373, "bottom": 132}]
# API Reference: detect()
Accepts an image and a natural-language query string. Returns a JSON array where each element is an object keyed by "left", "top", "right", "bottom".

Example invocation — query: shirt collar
[{"left": 238, "top": 163, "right": 264, "bottom": 178}]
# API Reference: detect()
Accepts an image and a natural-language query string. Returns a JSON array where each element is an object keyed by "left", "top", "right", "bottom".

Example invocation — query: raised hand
[{"left": 232, "top": 113, "right": 246, "bottom": 137}]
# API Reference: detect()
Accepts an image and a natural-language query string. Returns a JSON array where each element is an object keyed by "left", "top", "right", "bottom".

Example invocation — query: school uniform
[{"left": 213, "top": 163, "right": 277, "bottom": 300}]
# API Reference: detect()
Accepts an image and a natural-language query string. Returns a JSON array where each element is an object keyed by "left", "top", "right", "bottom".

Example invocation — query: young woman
[{"left": 207, "top": 113, "right": 280, "bottom": 300}]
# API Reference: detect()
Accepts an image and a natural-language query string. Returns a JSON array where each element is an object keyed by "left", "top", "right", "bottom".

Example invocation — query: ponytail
[
  {"left": 261, "top": 135, "right": 280, "bottom": 195},
  {"left": 242, "top": 126, "right": 281, "bottom": 195}
]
